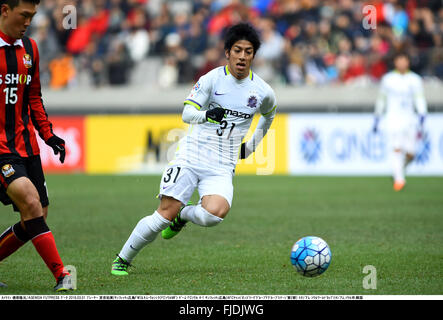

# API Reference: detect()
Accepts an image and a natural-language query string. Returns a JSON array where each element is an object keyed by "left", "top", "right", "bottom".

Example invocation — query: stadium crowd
[{"left": 28, "top": 0, "right": 443, "bottom": 89}]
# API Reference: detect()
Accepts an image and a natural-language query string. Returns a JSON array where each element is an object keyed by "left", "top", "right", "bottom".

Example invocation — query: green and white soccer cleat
[
  {"left": 161, "top": 202, "right": 192, "bottom": 240},
  {"left": 111, "top": 255, "right": 131, "bottom": 276}
]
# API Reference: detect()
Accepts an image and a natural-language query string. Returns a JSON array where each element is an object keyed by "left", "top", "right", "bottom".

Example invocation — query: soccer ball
[{"left": 290, "top": 236, "right": 332, "bottom": 277}]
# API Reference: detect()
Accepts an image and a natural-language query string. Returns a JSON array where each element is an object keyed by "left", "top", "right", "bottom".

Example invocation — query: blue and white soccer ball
[{"left": 290, "top": 236, "right": 332, "bottom": 277}]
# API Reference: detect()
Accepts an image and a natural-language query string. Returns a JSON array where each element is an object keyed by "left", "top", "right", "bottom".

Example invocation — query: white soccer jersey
[
  {"left": 375, "top": 70, "right": 427, "bottom": 131},
  {"left": 173, "top": 65, "right": 277, "bottom": 171}
]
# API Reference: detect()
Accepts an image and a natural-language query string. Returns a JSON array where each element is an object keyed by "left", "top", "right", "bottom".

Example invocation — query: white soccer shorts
[
  {"left": 388, "top": 127, "right": 417, "bottom": 154},
  {"left": 158, "top": 164, "right": 234, "bottom": 207}
]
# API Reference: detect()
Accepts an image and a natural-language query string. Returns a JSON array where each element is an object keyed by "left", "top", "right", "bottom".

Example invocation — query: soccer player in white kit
[
  {"left": 111, "top": 23, "right": 277, "bottom": 275},
  {"left": 373, "top": 52, "right": 427, "bottom": 191}
]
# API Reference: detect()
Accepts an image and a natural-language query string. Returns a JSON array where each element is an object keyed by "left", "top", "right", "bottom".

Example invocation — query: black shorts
[{"left": 0, "top": 154, "right": 49, "bottom": 212}]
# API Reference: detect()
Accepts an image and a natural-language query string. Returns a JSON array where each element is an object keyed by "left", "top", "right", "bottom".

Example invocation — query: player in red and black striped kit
[{"left": 0, "top": 0, "right": 73, "bottom": 291}]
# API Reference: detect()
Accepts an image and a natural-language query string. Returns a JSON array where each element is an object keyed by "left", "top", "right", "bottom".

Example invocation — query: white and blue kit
[
  {"left": 159, "top": 65, "right": 277, "bottom": 206},
  {"left": 375, "top": 70, "right": 427, "bottom": 153}
]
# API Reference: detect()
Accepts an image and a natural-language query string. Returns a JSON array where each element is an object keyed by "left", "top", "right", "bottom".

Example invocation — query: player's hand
[
  {"left": 239, "top": 142, "right": 252, "bottom": 159},
  {"left": 372, "top": 117, "right": 379, "bottom": 134},
  {"left": 417, "top": 115, "right": 425, "bottom": 140},
  {"left": 206, "top": 107, "right": 226, "bottom": 124},
  {"left": 418, "top": 115, "right": 425, "bottom": 132},
  {"left": 46, "top": 135, "right": 66, "bottom": 164}
]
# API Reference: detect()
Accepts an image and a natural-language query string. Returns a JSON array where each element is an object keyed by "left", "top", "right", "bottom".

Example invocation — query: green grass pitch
[{"left": 0, "top": 175, "right": 442, "bottom": 295}]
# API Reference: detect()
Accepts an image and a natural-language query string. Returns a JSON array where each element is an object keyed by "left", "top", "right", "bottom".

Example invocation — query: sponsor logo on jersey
[
  {"left": 224, "top": 109, "right": 252, "bottom": 119},
  {"left": 1, "top": 164, "right": 15, "bottom": 178},
  {"left": 0, "top": 73, "right": 32, "bottom": 85},
  {"left": 209, "top": 102, "right": 252, "bottom": 119}
]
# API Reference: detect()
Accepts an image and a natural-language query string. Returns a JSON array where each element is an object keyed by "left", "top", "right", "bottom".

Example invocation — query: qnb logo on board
[
  {"left": 300, "top": 128, "right": 321, "bottom": 164},
  {"left": 329, "top": 130, "right": 386, "bottom": 162},
  {"left": 414, "top": 131, "right": 431, "bottom": 165}
]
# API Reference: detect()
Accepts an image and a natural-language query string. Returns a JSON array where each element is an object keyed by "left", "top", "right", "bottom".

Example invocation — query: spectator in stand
[
  {"left": 304, "top": 42, "right": 329, "bottom": 85},
  {"left": 254, "top": 17, "right": 285, "bottom": 83},
  {"left": 194, "top": 46, "right": 223, "bottom": 81},
  {"left": 343, "top": 52, "right": 366, "bottom": 83},
  {"left": 385, "top": 2, "right": 409, "bottom": 39},
  {"left": 182, "top": 11, "right": 208, "bottom": 56},
  {"left": 106, "top": 37, "right": 133, "bottom": 85},
  {"left": 30, "top": 14, "right": 60, "bottom": 86},
  {"left": 285, "top": 43, "right": 305, "bottom": 85},
  {"left": 124, "top": 4, "right": 150, "bottom": 63},
  {"left": 335, "top": 36, "right": 353, "bottom": 82},
  {"left": 49, "top": 53, "right": 76, "bottom": 89}
]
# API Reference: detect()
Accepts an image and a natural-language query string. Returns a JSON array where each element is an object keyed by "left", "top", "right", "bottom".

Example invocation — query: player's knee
[
  {"left": 157, "top": 196, "right": 182, "bottom": 221},
  {"left": 208, "top": 207, "right": 229, "bottom": 220},
  {"left": 203, "top": 203, "right": 230, "bottom": 219},
  {"left": 199, "top": 206, "right": 224, "bottom": 227},
  {"left": 20, "top": 195, "right": 42, "bottom": 219}
]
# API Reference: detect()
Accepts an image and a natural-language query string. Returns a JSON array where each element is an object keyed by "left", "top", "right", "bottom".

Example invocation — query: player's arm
[
  {"left": 182, "top": 104, "right": 226, "bottom": 124},
  {"left": 240, "top": 91, "right": 277, "bottom": 159},
  {"left": 373, "top": 77, "right": 387, "bottom": 133},
  {"left": 28, "top": 40, "right": 66, "bottom": 163},
  {"left": 413, "top": 76, "right": 427, "bottom": 129},
  {"left": 182, "top": 73, "right": 225, "bottom": 124}
]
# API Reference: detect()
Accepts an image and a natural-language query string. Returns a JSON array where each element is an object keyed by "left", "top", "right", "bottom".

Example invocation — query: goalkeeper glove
[
  {"left": 206, "top": 107, "right": 226, "bottom": 124},
  {"left": 46, "top": 135, "right": 66, "bottom": 164}
]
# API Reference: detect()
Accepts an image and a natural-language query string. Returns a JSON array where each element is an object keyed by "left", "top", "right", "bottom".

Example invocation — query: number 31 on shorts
[{"left": 162, "top": 166, "right": 181, "bottom": 185}]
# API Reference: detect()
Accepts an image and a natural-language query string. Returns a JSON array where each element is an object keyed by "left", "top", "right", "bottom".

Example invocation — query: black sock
[{"left": 12, "top": 221, "right": 31, "bottom": 243}]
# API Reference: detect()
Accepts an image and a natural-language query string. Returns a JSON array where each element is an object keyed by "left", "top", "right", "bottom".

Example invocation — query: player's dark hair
[
  {"left": 224, "top": 23, "right": 261, "bottom": 57},
  {"left": 393, "top": 51, "right": 410, "bottom": 61},
  {"left": 0, "top": 0, "right": 40, "bottom": 10}
]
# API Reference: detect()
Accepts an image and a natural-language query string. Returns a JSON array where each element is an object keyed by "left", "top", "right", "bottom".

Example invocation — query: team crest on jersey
[
  {"left": 23, "top": 54, "right": 32, "bottom": 69},
  {"left": 1, "top": 164, "right": 15, "bottom": 178},
  {"left": 247, "top": 95, "right": 258, "bottom": 108}
]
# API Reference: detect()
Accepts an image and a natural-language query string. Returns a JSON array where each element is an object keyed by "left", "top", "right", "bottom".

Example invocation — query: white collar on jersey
[{"left": 0, "top": 37, "right": 24, "bottom": 48}]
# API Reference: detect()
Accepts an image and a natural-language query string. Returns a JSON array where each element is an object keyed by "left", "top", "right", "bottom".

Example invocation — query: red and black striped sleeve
[{"left": 27, "top": 38, "right": 54, "bottom": 143}]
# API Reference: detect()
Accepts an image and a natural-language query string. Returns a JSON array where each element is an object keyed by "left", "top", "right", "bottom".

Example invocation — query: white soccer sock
[
  {"left": 119, "top": 211, "right": 171, "bottom": 262},
  {"left": 392, "top": 150, "right": 405, "bottom": 183},
  {"left": 180, "top": 204, "right": 223, "bottom": 227}
]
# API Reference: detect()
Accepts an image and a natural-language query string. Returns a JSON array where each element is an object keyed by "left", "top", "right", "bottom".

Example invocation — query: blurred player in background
[
  {"left": 112, "top": 23, "right": 277, "bottom": 275},
  {"left": 0, "top": 0, "right": 72, "bottom": 291},
  {"left": 373, "top": 52, "right": 428, "bottom": 191}
]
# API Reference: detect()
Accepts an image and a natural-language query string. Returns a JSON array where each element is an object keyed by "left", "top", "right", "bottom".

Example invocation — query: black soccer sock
[
  {"left": 0, "top": 222, "right": 30, "bottom": 261},
  {"left": 12, "top": 221, "right": 32, "bottom": 243},
  {"left": 23, "top": 216, "right": 50, "bottom": 239}
]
